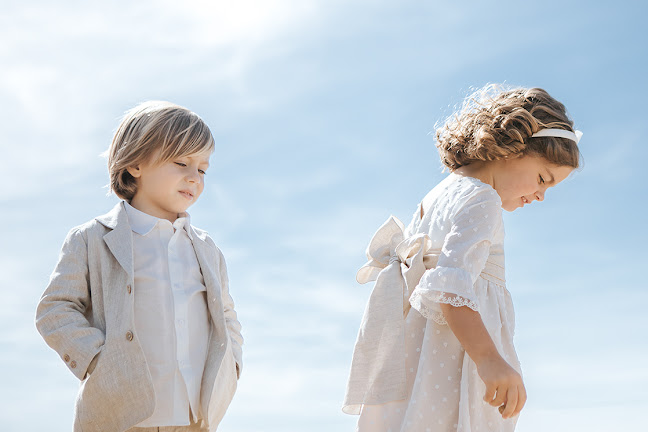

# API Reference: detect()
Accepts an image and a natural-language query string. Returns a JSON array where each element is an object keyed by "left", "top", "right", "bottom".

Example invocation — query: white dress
[{"left": 356, "top": 173, "right": 521, "bottom": 432}]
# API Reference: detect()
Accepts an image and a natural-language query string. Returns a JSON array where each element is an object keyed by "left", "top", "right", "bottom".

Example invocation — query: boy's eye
[
  {"left": 539, "top": 175, "right": 545, "bottom": 184},
  {"left": 175, "top": 162, "right": 187, "bottom": 167},
  {"left": 198, "top": 169, "right": 207, "bottom": 175}
]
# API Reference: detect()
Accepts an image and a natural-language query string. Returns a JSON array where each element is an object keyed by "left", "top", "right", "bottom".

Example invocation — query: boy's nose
[
  {"left": 535, "top": 190, "right": 545, "bottom": 202},
  {"left": 186, "top": 171, "right": 200, "bottom": 182}
]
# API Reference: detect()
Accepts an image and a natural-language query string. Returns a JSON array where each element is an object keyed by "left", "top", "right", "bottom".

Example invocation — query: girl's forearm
[
  {"left": 439, "top": 303, "right": 501, "bottom": 364},
  {"left": 440, "top": 303, "right": 527, "bottom": 418}
]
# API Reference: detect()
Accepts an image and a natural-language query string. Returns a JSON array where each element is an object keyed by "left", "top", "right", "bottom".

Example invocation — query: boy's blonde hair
[
  {"left": 107, "top": 101, "right": 214, "bottom": 201},
  {"left": 436, "top": 84, "right": 581, "bottom": 170}
]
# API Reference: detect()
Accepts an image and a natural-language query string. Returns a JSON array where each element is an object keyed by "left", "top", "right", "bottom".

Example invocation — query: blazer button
[
  {"left": 63, "top": 354, "right": 70, "bottom": 362},
  {"left": 70, "top": 360, "right": 77, "bottom": 369},
  {"left": 126, "top": 331, "right": 134, "bottom": 341},
  {"left": 127, "top": 284, "right": 132, "bottom": 294}
]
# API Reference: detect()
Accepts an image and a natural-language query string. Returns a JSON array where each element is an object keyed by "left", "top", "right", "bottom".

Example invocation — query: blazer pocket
[
  {"left": 76, "top": 342, "right": 154, "bottom": 431},
  {"left": 85, "top": 348, "right": 103, "bottom": 377}
]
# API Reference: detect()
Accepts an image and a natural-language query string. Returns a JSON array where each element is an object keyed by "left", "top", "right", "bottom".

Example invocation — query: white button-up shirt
[{"left": 125, "top": 203, "right": 210, "bottom": 427}]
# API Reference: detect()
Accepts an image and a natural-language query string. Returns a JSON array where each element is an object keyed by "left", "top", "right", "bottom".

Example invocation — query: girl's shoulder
[
  {"left": 422, "top": 173, "right": 502, "bottom": 216},
  {"left": 406, "top": 174, "right": 505, "bottom": 247}
]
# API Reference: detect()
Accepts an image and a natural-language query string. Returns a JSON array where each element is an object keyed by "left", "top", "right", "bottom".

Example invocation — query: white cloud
[{"left": 0, "top": 0, "right": 327, "bottom": 200}]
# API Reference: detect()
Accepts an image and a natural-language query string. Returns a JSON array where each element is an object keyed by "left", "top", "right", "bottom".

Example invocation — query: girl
[{"left": 343, "top": 85, "right": 581, "bottom": 432}]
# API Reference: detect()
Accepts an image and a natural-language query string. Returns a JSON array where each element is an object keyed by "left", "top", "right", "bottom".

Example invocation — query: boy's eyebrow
[
  {"left": 183, "top": 154, "right": 211, "bottom": 166},
  {"left": 545, "top": 168, "right": 556, "bottom": 185}
]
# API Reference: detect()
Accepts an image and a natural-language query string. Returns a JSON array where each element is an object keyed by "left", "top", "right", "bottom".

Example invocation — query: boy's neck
[{"left": 128, "top": 198, "right": 180, "bottom": 223}]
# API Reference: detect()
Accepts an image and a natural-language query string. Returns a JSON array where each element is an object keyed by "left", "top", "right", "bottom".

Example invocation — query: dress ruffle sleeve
[{"left": 409, "top": 186, "right": 503, "bottom": 325}]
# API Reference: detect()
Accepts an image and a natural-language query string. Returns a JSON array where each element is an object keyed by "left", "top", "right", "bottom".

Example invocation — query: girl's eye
[
  {"left": 175, "top": 162, "right": 187, "bottom": 167},
  {"left": 539, "top": 175, "right": 545, "bottom": 184},
  {"left": 198, "top": 169, "right": 207, "bottom": 175}
]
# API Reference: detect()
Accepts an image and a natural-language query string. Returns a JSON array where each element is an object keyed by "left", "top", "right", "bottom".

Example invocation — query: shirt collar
[{"left": 123, "top": 201, "right": 193, "bottom": 239}]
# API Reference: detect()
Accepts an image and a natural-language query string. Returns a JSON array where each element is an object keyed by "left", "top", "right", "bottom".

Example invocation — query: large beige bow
[{"left": 343, "top": 216, "right": 437, "bottom": 414}]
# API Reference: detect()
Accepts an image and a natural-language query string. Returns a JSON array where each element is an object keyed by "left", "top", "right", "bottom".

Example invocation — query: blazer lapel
[
  {"left": 191, "top": 229, "right": 220, "bottom": 294},
  {"left": 96, "top": 202, "right": 134, "bottom": 279},
  {"left": 190, "top": 228, "right": 226, "bottom": 326}
]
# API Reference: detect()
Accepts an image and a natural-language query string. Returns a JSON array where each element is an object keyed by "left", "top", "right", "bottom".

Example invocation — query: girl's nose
[{"left": 535, "top": 190, "right": 545, "bottom": 202}]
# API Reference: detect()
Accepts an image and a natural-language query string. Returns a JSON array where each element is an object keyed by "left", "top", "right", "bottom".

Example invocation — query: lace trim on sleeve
[{"left": 410, "top": 290, "right": 479, "bottom": 326}]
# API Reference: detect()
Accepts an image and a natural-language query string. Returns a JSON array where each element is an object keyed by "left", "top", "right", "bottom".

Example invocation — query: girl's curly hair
[{"left": 436, "top": 84, "right": 581, "bottom": 170}]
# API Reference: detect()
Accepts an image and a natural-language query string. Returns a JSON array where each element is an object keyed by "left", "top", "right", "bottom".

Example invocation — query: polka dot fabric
[{"left": 356, "top": 174, "right": 520, "bottom": 432}]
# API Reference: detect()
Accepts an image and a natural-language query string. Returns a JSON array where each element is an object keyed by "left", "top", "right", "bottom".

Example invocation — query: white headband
[{"left": 531, "top": 128, "right": 583, "bottom": 144}]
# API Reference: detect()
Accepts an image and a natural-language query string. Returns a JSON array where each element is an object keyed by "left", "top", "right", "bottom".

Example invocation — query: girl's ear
[{"left": 126, "top": 165, "right": 142, "bottom": 178}]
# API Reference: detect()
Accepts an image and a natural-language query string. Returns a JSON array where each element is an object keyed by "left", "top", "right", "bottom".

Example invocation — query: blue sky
[{"left": 1, "top": 1, "right": 646, "bottom": 431}]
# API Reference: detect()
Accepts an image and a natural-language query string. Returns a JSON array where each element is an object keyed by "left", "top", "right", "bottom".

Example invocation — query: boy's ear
[{"left": 126, "top": 165, "right": 142, "bottom": 178}]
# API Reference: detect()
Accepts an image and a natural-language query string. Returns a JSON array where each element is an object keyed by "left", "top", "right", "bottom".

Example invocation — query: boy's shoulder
[
  {"left": 191, "top": 225, "right": 210, "bottom": 242},
  {"left": 61, "top": 203, "right": 126, "bottom": 245},
  {"left": 188, "top": 224, "right": 224, "bottom": 255},
  {"left": 71, "top": 203, "right": 123, "bottom": 232}
]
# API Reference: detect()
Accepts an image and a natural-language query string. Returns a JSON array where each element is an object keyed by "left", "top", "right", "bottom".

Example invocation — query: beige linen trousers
[{"left": 36, "top": 202, "right": 243, "bottom": 432}]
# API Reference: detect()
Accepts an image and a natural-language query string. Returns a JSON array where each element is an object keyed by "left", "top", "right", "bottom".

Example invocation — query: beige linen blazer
[{"left": 36, "top": 202, "right": 243, "bottom": 432}]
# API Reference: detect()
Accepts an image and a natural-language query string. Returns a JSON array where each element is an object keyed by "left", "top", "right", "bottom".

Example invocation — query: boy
[{"left": 36, "top": 101, "right": 243, "bottom": 432}]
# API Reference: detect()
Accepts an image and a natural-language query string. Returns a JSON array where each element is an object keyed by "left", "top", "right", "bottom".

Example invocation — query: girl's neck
[{"left": 453, "top": 161, "right": 495, "bottom": 188}]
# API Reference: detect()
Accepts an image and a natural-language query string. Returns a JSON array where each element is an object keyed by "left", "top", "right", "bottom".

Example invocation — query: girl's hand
[
  {"left": 438, "top": 303, "right": 527, "bottom": 419},
  {"left": 475, "top": 354, "right": 527, "bottom": 419}
]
